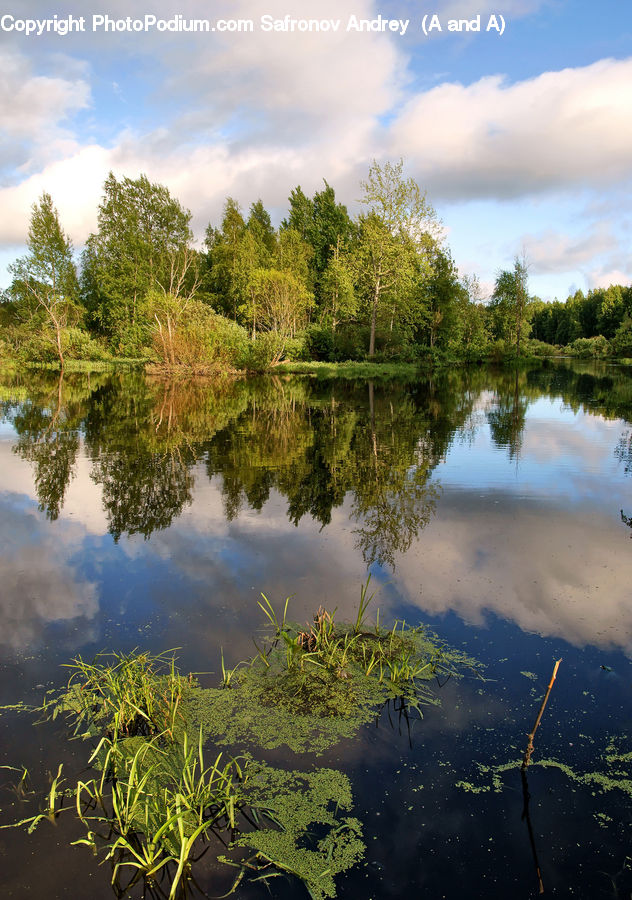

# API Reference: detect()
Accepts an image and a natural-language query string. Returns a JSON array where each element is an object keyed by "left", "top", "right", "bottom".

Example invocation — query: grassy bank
[{"left": 275, "top": 360, "right": 422, "bottom": 379}]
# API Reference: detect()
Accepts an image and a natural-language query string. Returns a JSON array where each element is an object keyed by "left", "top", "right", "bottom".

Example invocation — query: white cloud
[
  {"left": 520, "top": 223, "right": 617, "bottom": 274},
  {"left": 588, "top": 268, "right": 632, "bottom": 290},
  {"left": 395, "top": 501, "right": 632, "bottom": 652},
  {"left": 0, "top": 47, "right": 90, "bottom": 174},
  {"left": 389, "top": 57, "right": 632, "bottom": 200}
]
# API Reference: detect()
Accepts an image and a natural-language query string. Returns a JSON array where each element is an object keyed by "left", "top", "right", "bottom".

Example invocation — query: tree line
[{"left": 1, "top": 161, "right": 630, "bottom": 370}]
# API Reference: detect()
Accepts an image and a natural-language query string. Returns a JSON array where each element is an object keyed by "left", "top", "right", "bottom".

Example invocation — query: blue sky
[{"left": 0, "top": 0, "right": 630, "bottom": 299}]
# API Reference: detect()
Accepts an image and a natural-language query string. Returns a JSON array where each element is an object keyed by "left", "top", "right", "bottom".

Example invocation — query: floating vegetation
[
  {"left": 2, "top": 588, "right": 480, "bottom": 899},
  {"left": 190, "top": 589, "right": 480, "bottom": 755},
  {"left": 456, "top": 734, "right": 632, "bottom": 804}
]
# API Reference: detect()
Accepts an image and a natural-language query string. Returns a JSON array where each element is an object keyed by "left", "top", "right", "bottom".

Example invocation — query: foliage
[
  {"left": 6, "top": 635, "right": 371, "bottom": 899},
  {"left": 243, "top": 331, "right": 287, "bottom": 371},
  {"left": 193, "top": 593, "right": 480, "bottom": 755},
  {"left": 62, "top": 326, "right": 111, "bottom": 361},
  {"left": 147, "top": 292, "right": 248, "bottom": 371},
  {"left": 83, "top": 173, "right": 194, "bottom": 349},
  {"left": 8, "top": 192, "right": 81, "bottom": 368},
  {"left": 488, "top": 257, "right": 531, "bottom": 355},
  {"left": 566, "top": 335, "right": 610, "bottom": 358},
  {"left": 353, "top": 158, "right": 439, "bottom": 358}
]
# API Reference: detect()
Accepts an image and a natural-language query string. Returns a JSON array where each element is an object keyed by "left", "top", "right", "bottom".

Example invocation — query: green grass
[
  {"left": 4, "top": 589, "right": 480, "bottom": 899},
  {"left": 274, "top": 360, "right": 421, "bottom": 379},
  {"left": 23, "top": 357, "right": 149, "bottom": 372}
]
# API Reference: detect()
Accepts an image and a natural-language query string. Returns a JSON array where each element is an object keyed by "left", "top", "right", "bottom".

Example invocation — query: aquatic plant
[
  {"left": 3, "top": 590, "right": 480, "bottom": 899},
  {"left": 6, "top": 643, "right": 365, "bottom": 900},
  {"left": 194, "top": 588, "right": 480, "bottom": 754}
]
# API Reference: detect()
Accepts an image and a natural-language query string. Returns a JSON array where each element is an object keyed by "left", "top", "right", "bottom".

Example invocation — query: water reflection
[
  {"left": 0, "top": 360, "right": 631, "bottom": 654},
  {"left": 0, "top": 494, "right": 98, "bottom": 650}
]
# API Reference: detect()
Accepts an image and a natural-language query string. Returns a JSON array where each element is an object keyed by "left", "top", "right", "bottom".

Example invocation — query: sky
[{"left": 0, "top": 0, "right": 630, "bottom": 300}]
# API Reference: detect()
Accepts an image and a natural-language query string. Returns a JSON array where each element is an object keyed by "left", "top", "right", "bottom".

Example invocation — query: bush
[
  {"left": 112, "top": 321, "right": 153, "bottom": 358},
  {"left": 566, "top": 336, "right": 609, "bottom": 358},
  {"left": 243, "top": 332, "right": 286, "bottom": 371},
  {"left": 488, "top": 339, "right": 507, "bottom": 363},
  {"left": 17, "top": 332, "right": 59, "bottom": 363},
  {"left": 148, "top": 293, "right": 248, "bottom": 370},
  {"left": 611, "top": 316, "right": 632, "bottom": 358},
  {"left": 524, "top": 338, "right": 557, "bottom": 358},
  {"left": 281, "top": 335, "right": 309, "bottom": 362},
  {"left": 305, "top": 325, "right": 336, "bottom": 362},
  {"left": 63, "top": 327, "right": 111, "bottom": 361}
]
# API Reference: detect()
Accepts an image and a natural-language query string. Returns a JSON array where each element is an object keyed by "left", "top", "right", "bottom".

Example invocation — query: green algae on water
[
  {"left": 190, "top": 601, "right": 481, "bottom": 755},
  {"left": 7, "top": 598, "right": 480, "bottom": 899},
  {"left": 226, "top": 763, "right": 364, "bottom": 900}
]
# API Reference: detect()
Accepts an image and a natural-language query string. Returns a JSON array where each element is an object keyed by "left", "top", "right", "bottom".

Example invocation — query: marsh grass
[
  {"left": 249, "top": 585, "right": 467, "bottom": 721},
  {"left": 4, "top": 589, "right": 479, "bottom": 899},
  {"left": 58, "top": 648, "right": 189, "bottom": 739},
  {"left": 194, "top": 585, "right": 481, "bottom": 756}
]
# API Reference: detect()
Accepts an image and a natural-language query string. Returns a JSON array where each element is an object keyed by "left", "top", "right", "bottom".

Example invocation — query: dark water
[{"left": 1, "top": 360, "right": 632, "bottom": 899}]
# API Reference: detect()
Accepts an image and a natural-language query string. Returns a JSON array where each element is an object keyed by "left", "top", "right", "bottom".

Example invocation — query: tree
[
  {"left": 319, "top": 237, "right": 356, "bottom": 332},
  {"left": 204, "top": 198, "right": 246, "bottom": 319},
  {"left": 489, "top": 256, "right": 530, "bottom": 355},
  {"left": 247, "top": 268, "right": 312, "bottom": 339},
  {"left": 83, "top": 173, "right": 193, "bottom": 349},
  {"left": 8, "top": 193, "right": 80, "bottom": 369},
  {"left": 355, "top": 160, "right": 439, "bottom": 357},
  {"left": 247, "top": 200, "right": 276, "bottom": 256}
]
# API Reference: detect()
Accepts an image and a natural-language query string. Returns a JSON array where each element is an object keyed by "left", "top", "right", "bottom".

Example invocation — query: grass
[
  {"left": 3, "top": 587, "right": 480, "bottom": 899},
  {"left": 196, "top": 582, "right": 481, "bottom": 754},
  {"left": 274, "top": 360, "right": 421, "bottom": 379},
  {"left": 24, "top": 357, "right": 149, "bottom": 372}
]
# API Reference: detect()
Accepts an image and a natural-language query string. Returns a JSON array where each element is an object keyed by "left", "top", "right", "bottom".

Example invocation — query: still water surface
[{"left": 0, "top": 360, "right": 631, "bottom": 898}]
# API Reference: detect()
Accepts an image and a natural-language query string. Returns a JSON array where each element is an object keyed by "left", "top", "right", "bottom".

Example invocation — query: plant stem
[{"left": 521, "top": 658, "right": 562, "bottom": 770}]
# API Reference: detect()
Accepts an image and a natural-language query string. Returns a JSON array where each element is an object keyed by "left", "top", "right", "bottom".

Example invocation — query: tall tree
[
  {"left": 83, "top": 173, "right": 193, "bottom": 347},
  {"left": 8, "top": 192, "right": 80, "bottom": 369},
  {"left": 204, "top": 198, "right": 247, "bottom": 319},
  {"left": 247, "top": 200, "right": 276, "bottom": 256},
  {"left": 489, "top": 256, "right": 530, "bottom": 355},
  {"left": 354, "top": 160, "right": 439, "bottom": 357}
]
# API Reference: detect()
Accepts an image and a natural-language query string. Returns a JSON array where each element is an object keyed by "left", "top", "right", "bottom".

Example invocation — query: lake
[{"left": 0, "top": 359, "right": 631, "bottom": 899}]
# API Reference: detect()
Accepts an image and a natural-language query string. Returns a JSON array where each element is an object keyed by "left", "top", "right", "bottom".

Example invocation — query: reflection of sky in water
[
  {"left": 1, "top": 371, "right": 632, "bottom": 900},
  {"left": 442, "top": 396, "right": 628, "bottom": 503},
  {"left": 0, "top": 375, "right": 631, "bottom": 664}
]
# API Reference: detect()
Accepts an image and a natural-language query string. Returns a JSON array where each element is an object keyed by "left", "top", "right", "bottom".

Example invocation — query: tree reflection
[
  {"left": 6, "top": 360, "right": 631, "bottom": 555},
  {"left": 487, "top": 369, "right": 528, "bottom": 460},
  {"left": 12, "top": 372, "right": 81, "bottom": 520}
]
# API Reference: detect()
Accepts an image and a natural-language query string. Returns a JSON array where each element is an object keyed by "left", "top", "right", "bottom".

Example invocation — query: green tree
[
  {"left": 283, "top": 186, "right": 314, "bottom": 241},
  {"left": 319, "top": 237, "right": 356, "bottom": 332},
  {"left": 247, "top": 200, "right": 276, "bottom": 257},
  {"left": 8, "top": 193, "right": 80, "bottom": 369},
  {"left": 204, "top": 198, "right": 246, "bottom": 319},
  {"left": 489, "top": 256, "right": 530, "bottom": 355},
  {"left": 354, "top": 160, "right": 439, "bottom": 358},
  {"left": 83, "top": 173, "right": 193, "bottom": 350}
]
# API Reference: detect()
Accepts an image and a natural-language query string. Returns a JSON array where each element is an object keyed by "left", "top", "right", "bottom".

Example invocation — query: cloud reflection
[{"left": 0, "top": 495, "right": 99, "bottom": 652}]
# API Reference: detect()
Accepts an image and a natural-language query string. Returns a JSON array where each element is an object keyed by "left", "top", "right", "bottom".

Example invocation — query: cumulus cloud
[
  {"left": 0, "top": 497, "right": 99, "bottom": 650},
  {"left": 393, "top": 497, "right": 632, "bottom": 653},
  {"left": 389, "top": 57, "right": 632, "bottom": 200},
  {"left": 520, "top": 223, "right": 617, "bottom": 274},
  {"left": 0, "top": 47, "right": 90, "bottom": 175},
  {"left": 588, "top": 268, "right": 632, "bottom": 289}
]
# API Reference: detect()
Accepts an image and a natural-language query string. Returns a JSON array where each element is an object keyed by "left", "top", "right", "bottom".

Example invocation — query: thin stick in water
[{"left": 522, "top": 658, "right": 562, "bottom": 770}]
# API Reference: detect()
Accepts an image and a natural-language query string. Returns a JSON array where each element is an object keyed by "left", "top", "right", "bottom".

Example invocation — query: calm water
[{"left": 1, "top": 360, "right": 631, "bottom": 898}]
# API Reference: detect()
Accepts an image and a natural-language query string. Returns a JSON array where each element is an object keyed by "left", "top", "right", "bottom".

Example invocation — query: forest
[{"left": 1, "top": 161, "right": 631, "bottom": 371}]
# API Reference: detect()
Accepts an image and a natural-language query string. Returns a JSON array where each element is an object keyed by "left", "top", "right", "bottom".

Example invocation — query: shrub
[
  {"left": 243, "top": 332, "right": 286, "bottom": 371},
  {"left": 567, "top": 335, "right": 609, "bottom": 358},
  {"left": 611, "top": 316, "right": 632, "bottom": 358},
  {"left": 62, "top": 326, "right": 111, "bottom": 360},
  {"left": 148, "top": 293, "right": 249, "bottom": 370}
]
